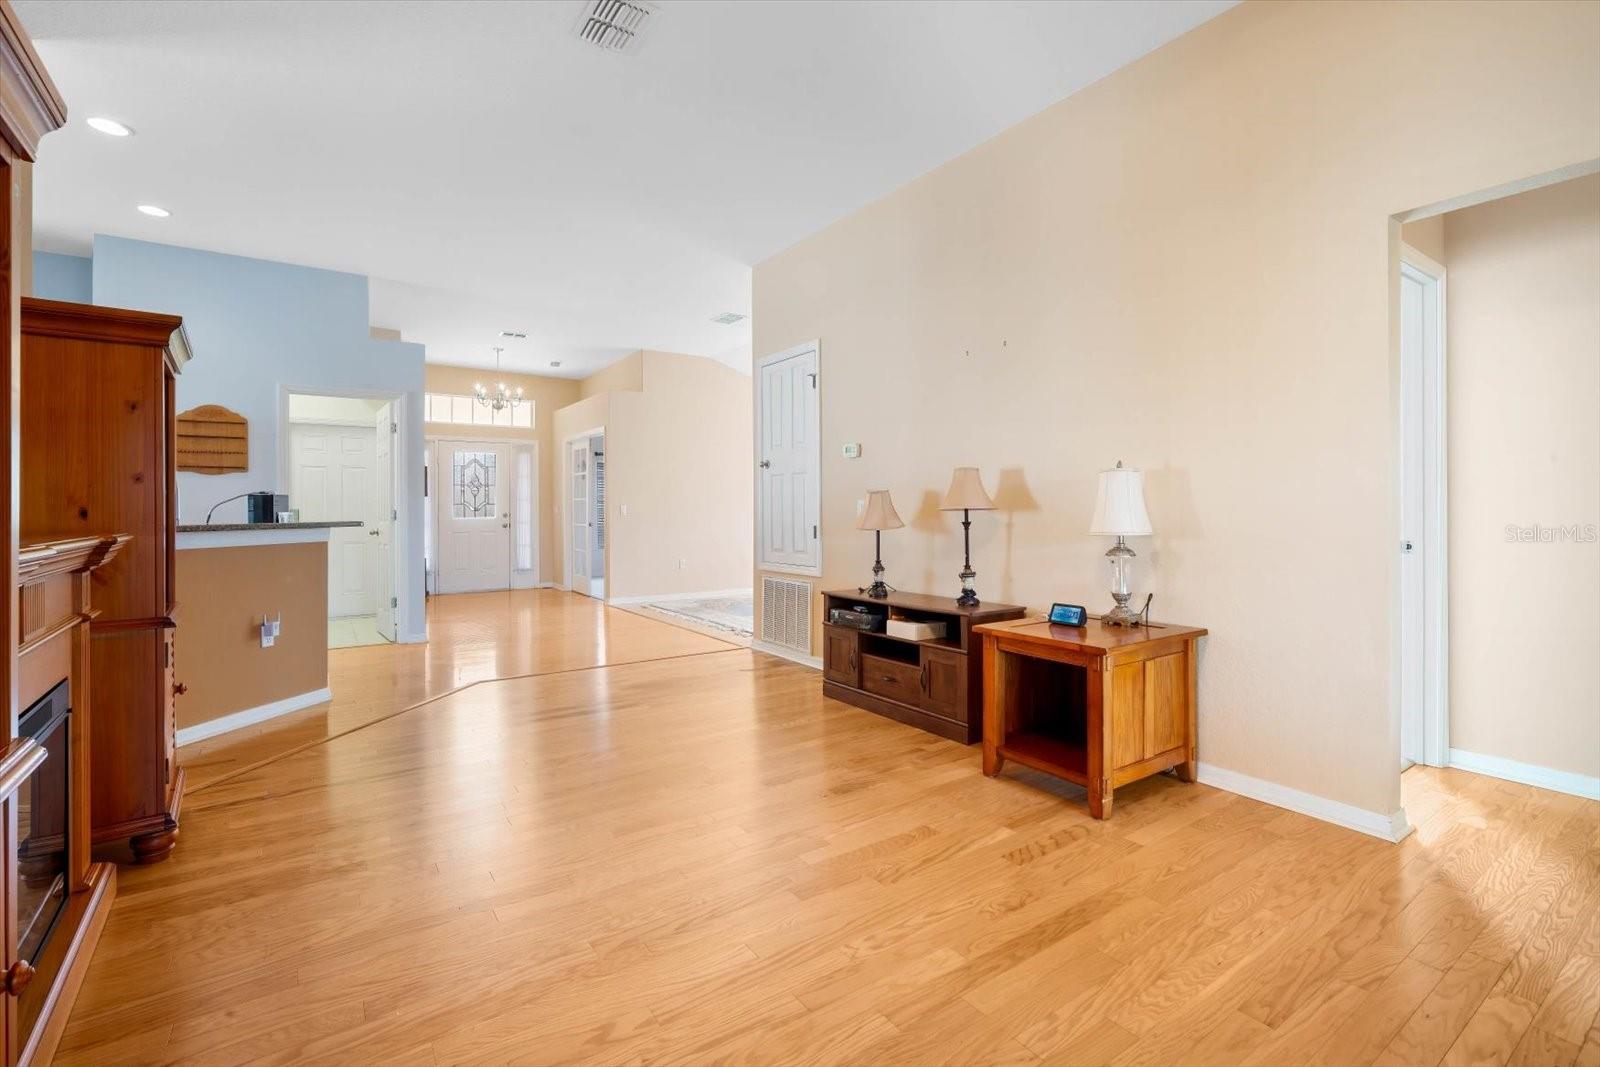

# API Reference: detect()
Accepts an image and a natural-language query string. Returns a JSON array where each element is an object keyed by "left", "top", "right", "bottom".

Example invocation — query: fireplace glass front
[{"left": 17, "top": 679, "right": 70, "bottom": 965}]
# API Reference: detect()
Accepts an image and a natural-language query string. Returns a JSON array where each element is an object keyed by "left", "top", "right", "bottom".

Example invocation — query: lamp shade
[
  {"left": 858, "top": 490, "right": 905, "bottom": 531},
  {"left": 1089, "top": 462, "right": 1153, "bottom": 536},
  {"left": 939, "top": 467, "right": 995, "bottom": 511}
]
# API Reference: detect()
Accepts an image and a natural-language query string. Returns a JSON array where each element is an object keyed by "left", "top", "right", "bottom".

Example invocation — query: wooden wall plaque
[{"left": 176, "top": 404, "right": 247, "bottom": 474}]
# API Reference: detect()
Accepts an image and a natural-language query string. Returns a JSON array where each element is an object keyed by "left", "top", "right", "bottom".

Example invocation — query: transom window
[{"left": 426, "top": 392, "right": 532, "bottom": 429}]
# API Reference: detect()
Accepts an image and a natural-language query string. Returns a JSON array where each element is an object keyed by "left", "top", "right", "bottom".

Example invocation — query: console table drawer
[{"left": 861, "top": 654, "right": 921, "bottom": 705}]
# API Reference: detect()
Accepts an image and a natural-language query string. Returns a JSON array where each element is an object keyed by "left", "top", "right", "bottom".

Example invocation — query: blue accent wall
[
  {"left": 90, "top": 235, "right": 429, "bottom": 640},
  {"left": 32, "top": 251, "right": 92, "bottom": 303}
]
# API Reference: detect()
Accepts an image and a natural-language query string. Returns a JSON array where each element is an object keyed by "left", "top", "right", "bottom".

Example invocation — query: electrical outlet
[
  {"left": 261, "top": 613, "right": 281, "bottom": 648},
  {"left": 678, "top": 558, "right": 686, "bottom": 570}
]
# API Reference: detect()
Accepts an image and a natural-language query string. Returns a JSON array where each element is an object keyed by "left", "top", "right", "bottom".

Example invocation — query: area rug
[{"left": 640, "top": 593, "right": 754, "bottom": 638}]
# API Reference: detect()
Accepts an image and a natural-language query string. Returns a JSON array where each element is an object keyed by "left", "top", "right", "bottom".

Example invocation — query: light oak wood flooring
[
  {"left": 60, "top": 593, "right": 1600, "bottom": 1066},
  {"left": 180, "top": 589, "right": 738, "bottom": 791}
]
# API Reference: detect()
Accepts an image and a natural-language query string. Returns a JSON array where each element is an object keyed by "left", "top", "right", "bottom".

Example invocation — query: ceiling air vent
[
  {"left": 574, "top": 0, "right": 657, "bottom": 55},
  {"left": 711, "top": 312, "right": 746, "bottom": 325}
]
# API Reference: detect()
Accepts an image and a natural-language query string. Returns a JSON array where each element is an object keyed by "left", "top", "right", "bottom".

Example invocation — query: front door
[
  {"left": 290, "top": 423, "right": 376, "bottom": 618},
  {"left": 438, "top": 439, "right": 513, "bottom": 594}
]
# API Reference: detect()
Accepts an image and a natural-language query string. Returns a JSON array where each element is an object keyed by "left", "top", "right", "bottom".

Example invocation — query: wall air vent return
[
  {"left": 574, "top": 0, "right": 657, "bottom": 55},
  {"left": 761, "top": 577, "right": 812, "bottom": 656}
]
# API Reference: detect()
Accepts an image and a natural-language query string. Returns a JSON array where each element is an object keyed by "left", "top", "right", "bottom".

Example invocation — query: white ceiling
[{"left": 18, "top": 0, "right": 1233, "bottom": 379}]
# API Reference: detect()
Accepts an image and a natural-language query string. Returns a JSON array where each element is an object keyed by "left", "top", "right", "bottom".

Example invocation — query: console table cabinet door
[
  {"left": 1143, "top": 653, "right": 1187, "bottom": 760},
  {"left": 920, "top": 648, "right": 965, "bottom": 721},
  {"left": 1110, "top": 661, "right": 1146, "bottom": 768},
  {"left": 1109, "top": 652, "right": 1190, "bottom": 769},
  {"left": 822, "top": 627, "right": 859, "bottom": 687}
]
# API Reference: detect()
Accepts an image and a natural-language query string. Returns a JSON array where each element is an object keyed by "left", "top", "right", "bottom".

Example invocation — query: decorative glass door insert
[{"left": 452, "top": 450, "right": 497, "bottom": 519}]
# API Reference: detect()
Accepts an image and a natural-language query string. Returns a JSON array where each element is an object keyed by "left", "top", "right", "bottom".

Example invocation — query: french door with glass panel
[
  {"left": 437, "top": 439, "right": 514, "bottom": 594},
  {"left": 570, "top": 439, "right": 592, "bottom": 590}
]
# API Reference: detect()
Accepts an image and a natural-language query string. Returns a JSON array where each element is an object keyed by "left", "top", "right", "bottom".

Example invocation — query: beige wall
[
  {"left": 578, "top": 350, "right": 643, "bottom": 399},
  {"left": 425, "top": 364, "right": 580, "bottom": 583},
  {"left": 1443, "top": 174, "right": 1599, "bottom": 780},
  {"left": 752, "top": 0, "right": 1600, "bottom": 820},
  {"left": 175, "top": 543, "right": 328, "bottom": 729},
  {"left": 1401, "top": 216, "right": 1446, "bottom": 264},
  {"left": 553, "top": 352, "right": 753, "bottom": 600}
]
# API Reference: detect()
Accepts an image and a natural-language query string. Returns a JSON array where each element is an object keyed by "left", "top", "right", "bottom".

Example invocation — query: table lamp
[
  {"left": 1089, "top": 460, "right": 1152, "bottom": 627},
  {"left": 940, "top": 467, "right": 995, "bottom": 607},
  {"left": 858, "top": 489, "right": 903, "bottom": 598}
]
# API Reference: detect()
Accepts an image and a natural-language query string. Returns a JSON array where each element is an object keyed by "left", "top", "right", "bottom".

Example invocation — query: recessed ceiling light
[
  {"left": 136, "top": 204, "right": 170, "bottom": 218},
  {"left": 711, "top": 312, "right": 746, "bottom": 325},
  {"left": 87, "top": 116, "right": 133, "bottom": 137}
]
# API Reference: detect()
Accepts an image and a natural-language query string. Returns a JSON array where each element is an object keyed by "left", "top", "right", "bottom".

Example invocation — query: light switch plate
[{"left": 842, "top": 442, "right": 862, "bottom": 459}]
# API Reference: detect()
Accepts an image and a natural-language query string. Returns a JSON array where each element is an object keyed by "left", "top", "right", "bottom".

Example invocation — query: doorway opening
[
  {"left": 564, "top": 428, "right": 606, "bottom": 599},
  {"left": 286, "top": 392, "right": 400, "bottom": 648},
  {"left": 1393, "top": 161, "right": 1600, "bottom": 807}
]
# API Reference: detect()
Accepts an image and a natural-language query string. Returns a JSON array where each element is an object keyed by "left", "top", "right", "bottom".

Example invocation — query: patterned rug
[{"left": 640, "top": 593, "right": 754, "bottom": 638}]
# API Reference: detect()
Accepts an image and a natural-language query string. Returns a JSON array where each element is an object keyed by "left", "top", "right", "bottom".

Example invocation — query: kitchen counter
[{"left": 176, "top": 520, "right": 362, "bottom": 549}]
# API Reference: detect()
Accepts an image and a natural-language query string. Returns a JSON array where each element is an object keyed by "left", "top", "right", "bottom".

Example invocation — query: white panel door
[
  {"left": 291, "top": 423, "right": 377, "bottom": 618},
  {"left": 375, "top": 404, "right": 398, "bottom": 640},
  {"left": 438, "top": 439, "right": 513, "bottom": 594},
  {"left": 758, "top": 344, "right": 820, "bottom": 572},
  {"left": 570, "top": 440, "right": 591, "bottom": 589}
]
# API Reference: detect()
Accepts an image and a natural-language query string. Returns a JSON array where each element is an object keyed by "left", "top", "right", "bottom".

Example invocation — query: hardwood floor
[
  {"left": 60, "top": 592, "right": 1600, "bottom": 1065},
  {"left": 180, "top": 589, "right": 738, "bottom": 791}
]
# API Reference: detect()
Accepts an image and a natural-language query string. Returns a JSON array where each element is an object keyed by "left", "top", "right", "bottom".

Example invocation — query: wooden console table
[
  {"left": 975, "top": 616, "right": 1206, "bottom": 818},
  {"left": 822, "top": 590, "right": 1025, "bottom": 743}
]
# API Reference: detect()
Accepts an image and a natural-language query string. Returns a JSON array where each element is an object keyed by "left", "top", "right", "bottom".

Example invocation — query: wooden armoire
[{"left": 19, "top": 298, "right": 192, "bottom": 863}]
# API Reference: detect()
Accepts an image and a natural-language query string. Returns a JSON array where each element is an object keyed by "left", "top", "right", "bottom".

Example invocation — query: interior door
[
  {"left": 438, "top": 439, "right": 513, "bottom": 594},
  {"left": 374, "top": 404, "right": 397, "bottom": 640},
  {"left": 758, "top": 345, "right": 820, "bottom": 572},
  {"left": 290, "top": 423, "right": 376, "bottom": 618},
  {"left": 570, "top": 440, "right": 591, "bottom": 590}
]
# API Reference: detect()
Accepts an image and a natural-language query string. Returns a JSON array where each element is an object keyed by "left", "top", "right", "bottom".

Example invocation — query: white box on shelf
[{"left": 886, "top": 618, "right": 947, "bottom": 642}]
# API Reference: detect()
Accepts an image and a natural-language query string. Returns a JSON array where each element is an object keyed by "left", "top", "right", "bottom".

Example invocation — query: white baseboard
[
  {"left": 751, "top": 639, "right": 822, "bottom": 671},
  {"left": 1449, "top": 749, "right": 1600, "bottom": 801},
  {"left": 176, "top": 687, "right": 333, "bottom": 747},
  {"left": 1196, "top": 762, "right": 1414, "bottom": 842},
  {"left": 609, "top": 587, "right": 754, "bottom": 606}
]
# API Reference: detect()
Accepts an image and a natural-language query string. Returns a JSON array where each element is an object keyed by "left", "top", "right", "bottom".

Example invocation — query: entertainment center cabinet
[{"left": 821, "top": 590, "right": 1025, "bottom": 743}]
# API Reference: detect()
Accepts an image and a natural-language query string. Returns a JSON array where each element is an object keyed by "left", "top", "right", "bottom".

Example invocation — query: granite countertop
[{"left": 177, "top": 521, "right": 364, "bottom": 532}]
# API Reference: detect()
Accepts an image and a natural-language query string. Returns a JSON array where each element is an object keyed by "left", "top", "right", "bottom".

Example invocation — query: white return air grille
[
  {"left": 761, "top": 577, "right": 812, "bottom": 655},
  {"left": 574, "top": 0, "right": 657, "bottom": 55}
]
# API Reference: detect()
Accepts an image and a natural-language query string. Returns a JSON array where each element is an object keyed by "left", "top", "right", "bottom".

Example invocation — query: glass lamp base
[{"left": 1102, "top": 594, "right": 1142, "bottom": 627}]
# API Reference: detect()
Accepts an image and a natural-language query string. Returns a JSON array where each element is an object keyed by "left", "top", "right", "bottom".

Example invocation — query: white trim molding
[
  {"left": 1449, "top": 749, "right": 1600, "bottom": 801},
  {"left": 1196, "top": 762, "right": 1414, "bottom": 842},
  {"left": 751, "top": 640, "right": 822, "bottom": 671},
  {"left": 175, "top": 687, "right": 333, "bottom": 747},
  {"left": 608, "top": 588, "right": 753, "bottom": 606}
]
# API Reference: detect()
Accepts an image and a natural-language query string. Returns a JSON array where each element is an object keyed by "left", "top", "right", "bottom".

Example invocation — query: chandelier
[{"left": 473, "top": 346, "right": 524, "bottom": 412}]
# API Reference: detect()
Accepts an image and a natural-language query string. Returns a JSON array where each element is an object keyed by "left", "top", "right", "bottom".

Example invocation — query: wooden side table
[{"left": 974, "top": 616, "right": 1207, "bottom": 819}]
